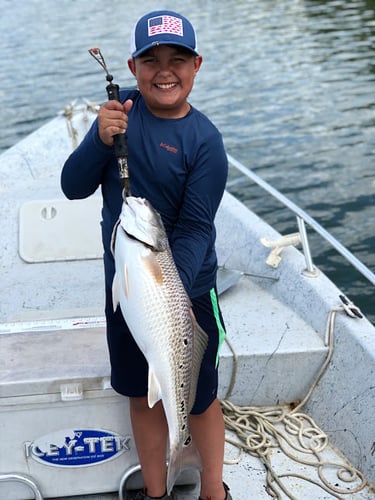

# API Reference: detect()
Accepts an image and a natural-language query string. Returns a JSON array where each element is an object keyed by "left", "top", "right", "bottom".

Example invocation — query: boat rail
[{"left": 227, "top": 154, "right": 375, "bottom": 287}]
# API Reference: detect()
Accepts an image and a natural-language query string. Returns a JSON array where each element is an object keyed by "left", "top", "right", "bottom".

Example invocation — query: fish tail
[{"left": 166, "top": 440, "right": 202, "bottom": 495}]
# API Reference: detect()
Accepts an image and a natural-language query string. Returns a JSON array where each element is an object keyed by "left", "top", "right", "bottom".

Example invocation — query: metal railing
[{"left": 227, "top": 154, "right": 375, "bottom": 287}]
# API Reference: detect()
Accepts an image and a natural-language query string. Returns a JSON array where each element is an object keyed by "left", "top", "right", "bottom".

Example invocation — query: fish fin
[
  {"left": 112, "top": 264, "right": 130, "bottom": 312},
  {"left": 123, "top": 263, "right": 130, "bottom": 299},
  {"left": 188, "top": 321, "right": 209, "bottom": 413},
  {"left": 167, "top": 440, "right": 202, "bottom": 495},
  {"left": 141, "top": 254, "right": 164, "bottom": 285},
  {"left": 148, "top": 368, "right": 162, "bottom": 408},
  {"left": 110, "top": 219, "right": 120, "bottom": 256},
  {"left": 112, "top": 272, "right": 119, "bottom": 312}
]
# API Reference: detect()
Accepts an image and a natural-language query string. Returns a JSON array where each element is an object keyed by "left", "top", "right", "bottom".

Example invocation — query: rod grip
[{"left": 106, "top": 82, "right": 127, "bottom": 159}]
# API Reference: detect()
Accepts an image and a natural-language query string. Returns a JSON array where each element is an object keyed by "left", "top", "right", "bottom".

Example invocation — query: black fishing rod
[{"left": 88, "top": 47, "right": 130, "bottom": 198}]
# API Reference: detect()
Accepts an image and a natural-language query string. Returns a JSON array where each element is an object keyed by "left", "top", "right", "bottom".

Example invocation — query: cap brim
[{"left": 132, "top": 41, "right": 199, "bottom": 58}]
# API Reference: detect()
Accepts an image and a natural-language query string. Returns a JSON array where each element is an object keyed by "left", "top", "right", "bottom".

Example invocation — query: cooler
[{"left": 0, "top": 321, "right": 140, "bottom": 499}]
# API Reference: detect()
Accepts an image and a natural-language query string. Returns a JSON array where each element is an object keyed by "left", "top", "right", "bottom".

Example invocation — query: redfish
[{"left": 111, "top": 196, "right": 208, "bottom": 494}]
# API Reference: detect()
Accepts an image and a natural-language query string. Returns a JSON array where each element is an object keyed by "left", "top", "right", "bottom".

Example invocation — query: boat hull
[{"left": 1, "top": 105, "right": 374, "bottom": 497}]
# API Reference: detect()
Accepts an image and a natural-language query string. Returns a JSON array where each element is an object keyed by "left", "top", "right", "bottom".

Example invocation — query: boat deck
[{"left": 1, "top": 108, "right": 374, "bottom": 499}]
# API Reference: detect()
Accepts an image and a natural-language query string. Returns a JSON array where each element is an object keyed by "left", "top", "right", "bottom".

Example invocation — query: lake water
[{"left": 1, "top": 0, "right": 374, "bottom": 322}]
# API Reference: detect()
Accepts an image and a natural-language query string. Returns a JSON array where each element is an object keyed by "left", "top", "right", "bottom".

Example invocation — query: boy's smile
[{"left": 128, "top": 45, "right": 203, "bottom": 119}]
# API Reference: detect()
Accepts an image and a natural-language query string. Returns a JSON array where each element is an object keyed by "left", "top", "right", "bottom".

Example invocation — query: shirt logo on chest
[{"left": 160, "top": 142, "right": 178, "bottom": 154}]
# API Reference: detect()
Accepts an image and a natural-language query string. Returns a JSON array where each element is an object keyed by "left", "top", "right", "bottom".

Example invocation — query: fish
[{"left": 111, "top": 196, "right": 208, "bottom": 494}]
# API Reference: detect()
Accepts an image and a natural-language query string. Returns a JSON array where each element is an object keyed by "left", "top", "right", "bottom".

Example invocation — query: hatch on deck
[{"left": 18, "top": 197, "right": 103, "bottom": 263}]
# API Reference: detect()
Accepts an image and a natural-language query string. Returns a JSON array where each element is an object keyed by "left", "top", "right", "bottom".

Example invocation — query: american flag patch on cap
[{"left": 148, "top": 15, "right": 184, "bottom": 37}]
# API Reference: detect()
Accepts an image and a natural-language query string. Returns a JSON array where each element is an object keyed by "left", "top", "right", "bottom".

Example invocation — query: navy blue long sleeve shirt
[{"left": 61, "top": 89, "right": 228, "bottom": 298}]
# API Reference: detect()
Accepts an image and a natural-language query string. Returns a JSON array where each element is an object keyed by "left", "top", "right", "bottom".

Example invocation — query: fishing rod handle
[{"left": 106, "top": 82, "right": 128, "bottom": 159}]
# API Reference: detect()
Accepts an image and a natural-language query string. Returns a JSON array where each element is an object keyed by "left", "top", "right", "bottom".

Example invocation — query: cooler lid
[{"left": 0, "top": 320, "right": 111, "bottom": 399}]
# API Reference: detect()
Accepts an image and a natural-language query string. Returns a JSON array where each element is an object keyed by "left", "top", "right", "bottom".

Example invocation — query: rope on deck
[{"left": 220, "top": 304, "right": 368, "bottom": 499}]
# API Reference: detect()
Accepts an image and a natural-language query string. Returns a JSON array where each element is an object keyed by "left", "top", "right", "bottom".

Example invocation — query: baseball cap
[{"left": 130, "top": 10, "right": 199, "bottom": 58}]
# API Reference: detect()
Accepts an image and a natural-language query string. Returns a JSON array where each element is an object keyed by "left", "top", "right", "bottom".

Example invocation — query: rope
[
  {"left": 62, "top": 101, "right": 79, "bottom": 149},
  {"left": 220, "top": 304, "right": 368, "bottom": 498},
  {"left": 62, "top": 100, "right": 99, "bottom": 150}
]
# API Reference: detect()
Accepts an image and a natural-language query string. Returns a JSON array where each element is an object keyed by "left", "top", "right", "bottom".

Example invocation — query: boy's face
[{"left": 128, "top": 45, "right": 202, "bottom": 119}]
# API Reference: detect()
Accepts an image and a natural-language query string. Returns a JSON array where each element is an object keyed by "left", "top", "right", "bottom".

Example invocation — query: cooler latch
[{"left": 60, "top": 382, "right": 83, "bottom": 401}]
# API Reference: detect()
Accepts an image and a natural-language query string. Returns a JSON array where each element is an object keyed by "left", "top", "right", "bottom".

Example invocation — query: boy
[{"left": 61, "top": 10, "right": 231, "bottom": 500}]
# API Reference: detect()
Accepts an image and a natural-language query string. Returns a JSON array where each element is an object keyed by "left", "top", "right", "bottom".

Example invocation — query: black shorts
[{"left": 105, "top": 285, "right": 226, "bottom": 415}]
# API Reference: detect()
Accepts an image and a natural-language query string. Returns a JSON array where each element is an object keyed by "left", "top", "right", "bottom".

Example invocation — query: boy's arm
[
  {"left": 61, "top": 120, "right": 112, "bottom": 199},
  {"left": 61, "top": 98, "right": 132, "bottom": 200},
  {"left": 170, "top": 132, "right": 228, "bottom": 294}
]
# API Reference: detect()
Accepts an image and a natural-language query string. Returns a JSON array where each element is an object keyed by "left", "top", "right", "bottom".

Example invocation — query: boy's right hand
[{"left": 98, "top": 99, "right": 133, "bottom": 146}]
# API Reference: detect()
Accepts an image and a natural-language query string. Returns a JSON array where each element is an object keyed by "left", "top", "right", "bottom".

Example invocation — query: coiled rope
[{"left": 220, "top": 304, "right": 368, "bottom": 498}]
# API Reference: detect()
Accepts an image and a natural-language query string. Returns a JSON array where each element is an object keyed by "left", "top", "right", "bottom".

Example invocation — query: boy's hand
[{"left": 98, "top": 99, "right": 133, "bottom": 146}]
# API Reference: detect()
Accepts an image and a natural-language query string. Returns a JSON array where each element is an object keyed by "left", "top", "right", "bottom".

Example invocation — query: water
[{"left": 1, "top": 0, "right": 374, "bottom": 322}]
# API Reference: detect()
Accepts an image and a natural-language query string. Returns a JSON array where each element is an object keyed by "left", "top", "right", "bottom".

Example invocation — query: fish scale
[{"left": 111, "top": 196, "right": 208, "bottom": 494}]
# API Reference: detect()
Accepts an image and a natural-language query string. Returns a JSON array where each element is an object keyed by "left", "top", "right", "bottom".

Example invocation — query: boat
[{"left": 0, "top": 101, "right": 374, "bottom": 500}]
